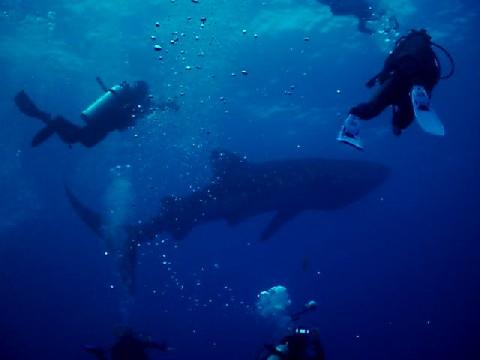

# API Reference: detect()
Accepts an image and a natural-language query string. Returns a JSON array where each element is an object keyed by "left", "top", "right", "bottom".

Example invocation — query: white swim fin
[
  {"left": 411, "top": 85, "right": 445, "bottom": 136},
  {"left": 337, "top": 114, "right": 364, "bottom": 150}
]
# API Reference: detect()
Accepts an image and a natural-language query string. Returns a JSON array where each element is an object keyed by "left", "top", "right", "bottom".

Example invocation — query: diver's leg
[
  {"left": 338, "top": 77, "right": 401, "bottom": 149},
  {"left": 392, "top": 95, "right": 415, "bottom": 135},
  {"left": 31, "top": 115, "right": 82, "bottom": 147},
  {"left": 50, "top": 116, "right": 83, "bottom": 145},
  {"left": 350, "top": 77, "right": 399, "bottom": 120},
  {"left": 77, "top": 127, "right": 108, "bottom": 148}
]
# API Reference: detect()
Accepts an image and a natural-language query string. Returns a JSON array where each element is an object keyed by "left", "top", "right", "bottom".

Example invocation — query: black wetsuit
[
  {"left": 14, "top": 80, "right": 178, "bottom": 148},
  {"left": 47, "top": 101, "right": 142, "bottom": 148},
  {"left": 49, "top": 82, "right": 150, "bottom": 147},
  {"left": 350, "top": 29, "right": 441, "bottom": 133}
]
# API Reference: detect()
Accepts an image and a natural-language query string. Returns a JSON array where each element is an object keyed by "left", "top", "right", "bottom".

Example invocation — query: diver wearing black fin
[
  {"left": 337, "top": 29, "right": 454, "bottom": 149},
  {"left": 14, "top": 78, "right": 179, "bottom": 148}
]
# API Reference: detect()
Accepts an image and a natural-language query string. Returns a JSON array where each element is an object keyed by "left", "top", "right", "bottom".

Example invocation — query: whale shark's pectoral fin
[
  {"left": 260, "top": 210, "right": 300, "bottom": 241},
  {"left": 65, "top": 186, "right": 104, "bottom": 237}
]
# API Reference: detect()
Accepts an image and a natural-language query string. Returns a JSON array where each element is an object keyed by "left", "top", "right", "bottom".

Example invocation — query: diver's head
[
  {"left": 294, "top": 327, "right": 311, "bottom": 336},
  {"left": 124, "top": 80, "right": 150, "bottom": 105},
  {"left": 131, "top": 80, "right": 149, "bottom": 99},
  {"left": 408, "top": 28, "right": 432, "bottom": 42}
]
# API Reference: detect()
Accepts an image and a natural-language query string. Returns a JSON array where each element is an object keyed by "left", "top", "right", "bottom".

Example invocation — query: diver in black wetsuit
[
  {"left": 257, "top": 300, "right": 323, "bottom": 360},
  {"left": 84, "top": 328, "right": 168, "bottom": 360},
  {"left": 14, "top": 78, "right": 179, "bottom": 148},
  {"left": 259, "top": 327, "right": 325, "bottom": 360},
  {"left": 337, "top": 29, "right": 454, "bottom": 149}
]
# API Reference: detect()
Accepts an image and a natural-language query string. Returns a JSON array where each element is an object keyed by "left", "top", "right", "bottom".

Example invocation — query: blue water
[{"left": 1, "top": 1, "right": 479, "bottom": 359}]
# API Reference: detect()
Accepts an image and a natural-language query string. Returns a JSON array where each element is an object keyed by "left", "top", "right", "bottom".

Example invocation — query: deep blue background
[{"left": 0, "top": 0, "right": 479, "bottom": 359}]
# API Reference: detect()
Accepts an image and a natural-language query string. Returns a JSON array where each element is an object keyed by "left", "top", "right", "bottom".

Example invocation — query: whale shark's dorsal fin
[
  {"left": 210, "top": 149, "right": 246, "bottom": 180},
  {"left": 260, "top": 210, "right": 301, "bottom": 241}
]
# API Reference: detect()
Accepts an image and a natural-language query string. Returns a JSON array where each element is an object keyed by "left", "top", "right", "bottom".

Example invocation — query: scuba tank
[{"left": 81, "top": 77, "right": 130, "bottom": 124}]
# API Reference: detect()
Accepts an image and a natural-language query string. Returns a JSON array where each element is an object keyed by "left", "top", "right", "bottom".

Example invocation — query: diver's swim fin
[
  {"left": 14, "top": 90, "right": 51, "bottom": 123},
  {"left": 31, "top": 126, "right": 56, "bottom": 147},
  {"left": 337, "top": 114, "right": 364, "bottom": 150},
  {"left": 410, "top": 85, "right": 445, "bottom": 136}
]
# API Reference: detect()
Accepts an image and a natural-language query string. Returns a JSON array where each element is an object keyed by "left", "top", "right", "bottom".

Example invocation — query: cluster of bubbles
[
  {"left": 256, "top": 285, "right": 292, "bottom": 329},
  {"left": 105, "top": 165, "right": 134, "bottom": 229},
  {"left": 134, "top": 236, "right": 251, "bottom": 319},
  {"left": 148, "top": 2, "right": 255, "bottom": 105}
]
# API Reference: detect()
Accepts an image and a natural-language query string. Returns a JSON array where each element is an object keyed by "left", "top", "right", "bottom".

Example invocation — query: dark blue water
[{"left": 1, "top": 1, "right": 479, "bottom": 359}]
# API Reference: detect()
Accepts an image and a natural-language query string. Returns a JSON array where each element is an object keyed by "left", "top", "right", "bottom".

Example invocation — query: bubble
[{"left": 255, "top": 285, "right": 292, "bottom": 329}]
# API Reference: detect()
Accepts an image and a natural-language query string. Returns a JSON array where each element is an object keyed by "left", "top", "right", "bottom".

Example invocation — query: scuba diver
[
  {"left": 84, "top": 328, "right": 168, "bottom": 360},
  {"left": 14, "top": 77, "right": 179, "bottom": 148},
  {"left": 318, "top": 0, "right": 378, "bottom": 34},
  {"left": 258, "top": 327, "right": 325, "bottom": 360},
  {"left": 337, "top": 28, "right": 455, "bottom": 150},
  {"left": 258, "top": 300, "right": 324, "bottom": 360}
]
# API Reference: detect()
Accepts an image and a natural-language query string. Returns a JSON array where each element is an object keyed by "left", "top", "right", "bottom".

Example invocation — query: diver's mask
[{"left": 295, "top": 327, "right": 310, "bottom": 335}]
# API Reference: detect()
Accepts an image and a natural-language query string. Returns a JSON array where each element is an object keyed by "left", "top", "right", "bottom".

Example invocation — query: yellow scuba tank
[{"left": 81, "top": 78, "right": 130, "bottom": 124}]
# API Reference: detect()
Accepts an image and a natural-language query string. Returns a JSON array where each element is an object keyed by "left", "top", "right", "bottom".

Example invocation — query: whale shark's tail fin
[
  {"left": 65, "top": 186, "right": 104, "bottom": 236},
  {"left": 65, "top": 186, "right": 140, "bottom": 293}
]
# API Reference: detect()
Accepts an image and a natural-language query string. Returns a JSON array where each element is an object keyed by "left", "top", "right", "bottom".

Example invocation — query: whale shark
[{"left": 66, "top": 150, "right": 390, "bottom": 291}]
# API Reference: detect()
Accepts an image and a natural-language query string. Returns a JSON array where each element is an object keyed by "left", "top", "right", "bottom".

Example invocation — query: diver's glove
[{"left": 337, "top": 114, "right": 364, "bottom": 151}]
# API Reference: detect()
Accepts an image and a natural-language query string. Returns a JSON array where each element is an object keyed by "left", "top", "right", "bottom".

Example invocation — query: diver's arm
[
  {"left": 366, "top": 56, "right": 394, "bottom": 87},
  {"left": 290, "top": 301, "right": 317, "bottom": 321},
  {"left": 290, "top": 308, "right": 308, "bottom": 321},
  {"left": 366, "top": 63, "right": 397, "bottom": 88}
]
